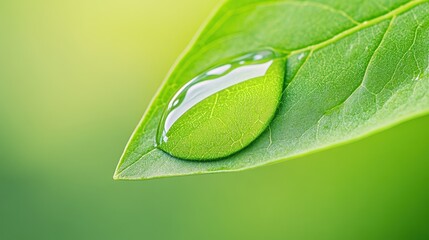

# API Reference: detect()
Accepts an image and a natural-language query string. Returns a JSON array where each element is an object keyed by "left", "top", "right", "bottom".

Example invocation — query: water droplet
[{"left": 157, "top": 50, "right": 286, "bottom": 161}]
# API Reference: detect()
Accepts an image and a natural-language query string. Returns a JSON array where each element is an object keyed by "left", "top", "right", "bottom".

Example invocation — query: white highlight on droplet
[{"left": 163, "top": 61, "right": 273, "bottom": 133}]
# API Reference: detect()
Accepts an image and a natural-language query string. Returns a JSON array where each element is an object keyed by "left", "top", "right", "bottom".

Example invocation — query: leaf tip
[{"left": 112, "top": 168, "right": 123, "bottom": 180}]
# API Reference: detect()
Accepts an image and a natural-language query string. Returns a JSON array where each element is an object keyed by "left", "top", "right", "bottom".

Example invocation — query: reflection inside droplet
[{"left": 157, "top": 50, "right": 284, "bottom": 147}]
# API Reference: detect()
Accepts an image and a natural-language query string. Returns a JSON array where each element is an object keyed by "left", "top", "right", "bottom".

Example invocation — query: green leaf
[{"left": 114, "top": 0, "right": 429, "bottom": 180}]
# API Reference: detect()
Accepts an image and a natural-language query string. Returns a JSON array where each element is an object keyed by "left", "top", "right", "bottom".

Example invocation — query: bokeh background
[{"left": 0, "top": 0, "right": 428, "bottom": 239}]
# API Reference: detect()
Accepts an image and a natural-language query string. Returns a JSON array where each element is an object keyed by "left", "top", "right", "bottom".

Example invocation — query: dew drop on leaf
[{"left": 156, "top": 50, "right": 286, "bottom": 161}]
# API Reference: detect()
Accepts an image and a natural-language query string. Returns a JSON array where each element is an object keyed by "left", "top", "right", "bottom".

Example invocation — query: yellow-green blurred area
[{"left": 0, "top": 0, "right": 428, "bottom": 239}]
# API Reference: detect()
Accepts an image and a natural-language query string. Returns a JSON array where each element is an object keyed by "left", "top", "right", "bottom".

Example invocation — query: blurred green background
[{"left": 0, "top": 0, "right": 428, "bottom": 239}]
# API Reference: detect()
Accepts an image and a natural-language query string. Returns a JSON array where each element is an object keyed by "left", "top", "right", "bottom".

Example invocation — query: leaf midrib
[
  {"left": 287, "top": 0, "right": 427, "bottom": 56},
  {"left": 114, "top": 0, "right": 428, "bottom": 178}
]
